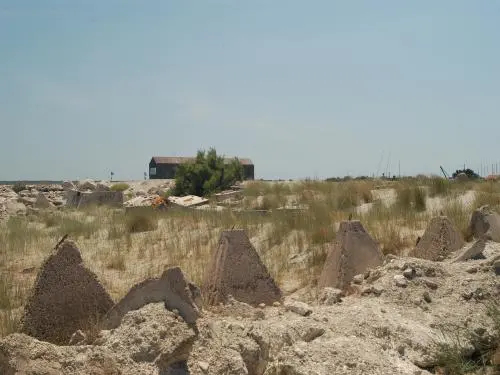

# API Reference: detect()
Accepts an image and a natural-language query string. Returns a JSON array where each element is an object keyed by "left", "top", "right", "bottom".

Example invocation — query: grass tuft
[{"left": 110, "top": 183, "right": 130, "bottom": 192}]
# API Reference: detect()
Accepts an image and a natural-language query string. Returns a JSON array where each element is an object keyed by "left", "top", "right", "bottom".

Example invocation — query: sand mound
[
  {"left": 410, "top": 216, "right": 464, "bottom": 261},
  {"left": 318, "top": 220, "right": 383, "bottom": 290},
  {"left": 202, "top": 229, "right": 282, "bottom": 306},
  {"left": 467, "top": 205, "right": 500, "bottom": 242},
  {"left": 103, "top": 266, "right": 201, "bottom": 329},
  {"left": 21, "top": 240, "right": 114, "bottom": 344}
]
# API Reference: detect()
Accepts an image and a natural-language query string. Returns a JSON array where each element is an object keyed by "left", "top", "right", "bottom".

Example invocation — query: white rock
[
  {"left": 318, "top": 288, "right": 344, "bottom": 305},
  {"left": 284, "top": 300, "right": 312, "bottom": 316},
  {"left": 394, "top": 275, "right": 408, "bottom": 288},
  {"left": 353, "top": 274, "right": 365, "bottom": 284}
]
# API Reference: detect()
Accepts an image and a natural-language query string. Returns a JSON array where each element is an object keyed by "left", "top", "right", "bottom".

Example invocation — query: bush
[
  {"left": 173, "top": 148, "right": 244, "bottom": 197},
  {"left": 414, "top": 187, "right": 427, "bottom": 211},
  {"left": 125, "top": 210, "right": 158, "bottom": 233},
  {"left": 110, "top": 183, "right": 130, "bottom": 192},
  {"left": 430, "top": 177, "right": 451, "bottom": 197},
  {"left": 12, "top": 182, "right": 26, "bottom": 194},
  {"left": 396, "top": 185, "right": 427, "bottom": 212}
]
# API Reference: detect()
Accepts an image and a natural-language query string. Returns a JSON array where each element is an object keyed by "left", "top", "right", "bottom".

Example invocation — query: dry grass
[
  {"left": 110, "top": 183, "right": 130, "bottom": 192},
  {"left": 0, "top": 178, "right": 486, "bottom": 338}
]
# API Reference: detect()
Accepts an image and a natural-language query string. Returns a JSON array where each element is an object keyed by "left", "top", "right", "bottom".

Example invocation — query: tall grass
[
  {"left": 429, "top": 177, "right": 452, "bottom": 197},
  {"left": 442, "top": 198, "right": 472, "bottom": 240}
]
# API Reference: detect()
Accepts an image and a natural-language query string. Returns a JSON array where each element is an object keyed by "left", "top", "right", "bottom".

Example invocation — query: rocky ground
[
  {"left": 1, "top": 240, "right": 499, "bottom": 375},
  {"left": 1, "top": 179, "right": 499, "bottom": 374}
]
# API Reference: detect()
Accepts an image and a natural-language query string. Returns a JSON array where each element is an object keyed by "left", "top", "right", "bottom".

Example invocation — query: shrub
[
  {"left": 173, "top": 148, "right": 244, "bottom": 197},
  {"left": 414, "top": 187, "right": 427, "bottom": 211},
  {"left": 110, "top": 183, "right": 130, "bottom": 192},
  {"left": 429, "top": 177, "right": 451, "bottom": 197},
  {"left": 396, "top": 186, "right": 413, "bottom": 210},
  {"left": 396, "top": 185, "right": 427, "bottom": 212},
  {"left": 125, "top": 210, "right": 158, "bottom": 233},
  {"left": 12, "top": 182, "right": 26, "bottom": 194}
]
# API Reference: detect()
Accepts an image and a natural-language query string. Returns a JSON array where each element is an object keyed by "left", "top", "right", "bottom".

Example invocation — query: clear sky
[{"left": 1, "top": 1, "right": 499, "bottom": 181}]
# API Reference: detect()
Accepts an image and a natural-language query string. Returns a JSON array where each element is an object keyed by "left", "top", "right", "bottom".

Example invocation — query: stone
[
  {"left": 493, "top": 260, "right": 500, "bottom": 276},
  {"left": 422, "top": 279, "right": 438, "bottom": 290},
  {"left": 423, "top": 291, "right": 432, "bottom": 303},
  {"left": 319, "top": 220, "right": 383, "bottom": 290},
  {"left": 318, "top": 287, "right": 344, "bottom": 305},
  {"left": 20, "top": 240, "right": 114, "bottom": 345},
  {"left": 394, "top": 275, "right": 408, "bottom": 288},
  {"left": 199, "top": 361, "right": 210, "bottom": 371},
  {"left": 403, "top": 267, "right": 416, "bottom": 279},
  {"left": 453, "top": 239, "right": 487, "bottom": 262},
  {"left": 466, "top": 266, "right": 478, "bottom": 273},
  {"left": 284, "top": 300, "right": 312, "bottom": 316},
  {"left": 352, "top": 274, "right": 364, "bottom": 284}
]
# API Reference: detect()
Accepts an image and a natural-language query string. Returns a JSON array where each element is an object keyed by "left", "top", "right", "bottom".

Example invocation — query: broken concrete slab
[
  {"left": 66, "top": 190, "right": 123, "bottom": 208},
  {"left": 452, "top": 239, "right": 487, "bottom": 262},
  {"left": 168, "top": 195, "right": 208, "bottom": 208},
  {"left": 467, "top": 205, "right": 500, "bottom": 242},
  {"left": 103, "top": 267, "right": 201, "bottom": 329}
]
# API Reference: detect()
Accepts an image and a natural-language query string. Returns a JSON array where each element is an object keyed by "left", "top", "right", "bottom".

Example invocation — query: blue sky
[{"left": 1, "top": 1, "right": 500, "bottom": 181}]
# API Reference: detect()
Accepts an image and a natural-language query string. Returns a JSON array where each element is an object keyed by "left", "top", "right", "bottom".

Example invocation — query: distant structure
[{"left": 148, "top": 156, "right": 255, "bottom": 180}]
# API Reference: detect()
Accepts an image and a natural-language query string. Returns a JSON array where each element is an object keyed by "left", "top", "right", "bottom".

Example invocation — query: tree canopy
[{"left": 172, "top": 148, "right": 244, "bottom": 197}]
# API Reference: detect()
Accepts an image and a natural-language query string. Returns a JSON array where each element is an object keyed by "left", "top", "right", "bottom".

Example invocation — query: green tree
[{"left": 172, "top": 148, "right": 244, "bottom": 196}]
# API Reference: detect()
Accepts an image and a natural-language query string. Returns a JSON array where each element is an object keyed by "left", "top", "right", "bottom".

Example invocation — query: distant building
[{"left": 148, "top": 156, "right": 254, "bottom": 180}]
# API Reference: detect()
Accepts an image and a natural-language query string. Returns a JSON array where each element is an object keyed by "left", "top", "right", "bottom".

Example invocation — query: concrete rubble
[
  {"left": 0, "top": 234, "right": 499, "bottom": 374},
  {"left": 468, "top": 205, "right": 500, "bottom": 242}
]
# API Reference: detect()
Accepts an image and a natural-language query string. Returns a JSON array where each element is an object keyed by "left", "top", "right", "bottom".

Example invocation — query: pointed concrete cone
[
  {"left": 410, "top": 216, "right": 464, "bottom": 261},
  {"left": 202, "top": 229, "right": 282, "bottom": 306},
  {"left": 318, "top": 220, "right": 383, "bottom": 291},
  {"left": 21, "top": 240, "right": 114, "bottom": 345}
]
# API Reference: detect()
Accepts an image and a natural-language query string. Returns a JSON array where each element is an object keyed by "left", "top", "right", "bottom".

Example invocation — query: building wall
[
  {"left": 243, "top": 165, "right": 255, "bottom": 180},
  {"left": 149, "top": 160, "right": 178, "bottom": 179}
]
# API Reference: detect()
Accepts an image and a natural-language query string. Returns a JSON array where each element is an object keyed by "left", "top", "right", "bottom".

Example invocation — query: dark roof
[{"left": 151, "top": 156, "right": 253, "bottom": 166}]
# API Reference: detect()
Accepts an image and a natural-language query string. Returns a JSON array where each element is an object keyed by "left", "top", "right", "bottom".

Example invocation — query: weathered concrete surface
[
  {"left": 202, "top": 230, "right": 282, "bottom": 307},
  {"left": 468, "top": 205, "right": 500, "bottom": 242},
  {"left": 66, "top": 189, "right": 123, "bottom": 208},
  {"left": 318, "top": 220, "right": 383, "bottom": 291},
  {"left": 410, "top": 216, "right": 464, "bottom": 261},
  {"left": 103, "top": 267, "right": 201, "bottom": 329},
  {"left": 20, "top": 240, "right": 114, "bottom": 344}
]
